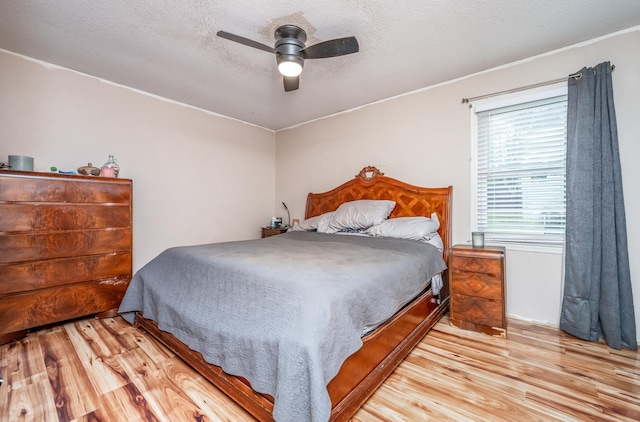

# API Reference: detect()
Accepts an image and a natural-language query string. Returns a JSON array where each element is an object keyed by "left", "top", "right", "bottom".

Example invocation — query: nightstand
[
  {"left": 261, "top": 227, "right": 288, "bottom": 238},
  {"left": 449, "top": 244, "right": 506, "bottom": 337}
]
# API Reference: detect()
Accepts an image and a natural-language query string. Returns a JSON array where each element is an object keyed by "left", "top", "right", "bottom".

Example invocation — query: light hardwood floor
[{"left": 1, "top": 314, "right": 638, "bottom": 421}]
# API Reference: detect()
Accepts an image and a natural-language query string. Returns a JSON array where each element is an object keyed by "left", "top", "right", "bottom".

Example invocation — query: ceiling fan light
[
  {"left": 278, "top": 61, "right": 302, "bottom": 77},
  {"left": 277, "top": 56, "right": 303, "bottom": 77}
]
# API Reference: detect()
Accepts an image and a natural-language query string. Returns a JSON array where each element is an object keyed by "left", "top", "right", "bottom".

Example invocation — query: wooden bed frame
[{"left": 134, "top": 166, "right": 453, "bottom": 421}]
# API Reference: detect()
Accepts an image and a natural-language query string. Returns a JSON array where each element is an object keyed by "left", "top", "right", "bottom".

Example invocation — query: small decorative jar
[
  {"left": 78, "top": 163, "right": 101, "bottom": 176},
  {"left": 101, "top": 155, "right": 120, "bottom": 178}
]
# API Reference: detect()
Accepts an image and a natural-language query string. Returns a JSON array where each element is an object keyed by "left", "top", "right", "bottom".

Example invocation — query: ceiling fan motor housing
[{"left": 275, "top": 25, "right": 307, "bottom": 71}]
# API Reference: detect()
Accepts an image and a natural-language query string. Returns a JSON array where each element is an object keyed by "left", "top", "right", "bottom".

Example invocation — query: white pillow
[
  {"left": 290, "top": 212, "right": 335, "bottom": 231},
  {"left": 424, "top": 232, "right": 444, "bottom": 252},
  {"left": 316, "top": 212, "right": 335, "bottom": 233},
  {"left": 365, "top": 213, "right": 440, "bottom": 241},
  {"left": 324, "top": 200, "right": 396, "bottom": 234}
]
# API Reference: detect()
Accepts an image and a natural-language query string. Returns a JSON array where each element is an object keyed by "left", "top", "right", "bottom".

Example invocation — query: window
[{"left": 470, "top": 84, "right": 568, "bottom": 251}]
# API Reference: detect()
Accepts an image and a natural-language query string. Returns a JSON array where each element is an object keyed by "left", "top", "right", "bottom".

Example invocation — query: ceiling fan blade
[
  {"left": 283, "top": 76, "right": 299, "bottom": 92},
  {"left": 216, "top": 30, "right": 275, "bottom": 54},
  {"left": 303, "top": 36, "right": 359, "bottom": 59}
]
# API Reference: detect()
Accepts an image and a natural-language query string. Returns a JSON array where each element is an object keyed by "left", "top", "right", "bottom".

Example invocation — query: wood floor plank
[
  {"left": 353, "top": 380, "right": 478, "bottom": 422},
  {"left": 119, "top": 348, "right": 205, "bottom": 421},
  {"left": 383, "top": 359, "right": 552, "bottom": 422},
  {"left": 1, "top": 331, "right": 48, "bottom": 390},
  {"left": 63, "top": 321, "right": 130, "bottom": 396},
  {"left": 161, "top": 355, "right": 254, "bottom": 421},
  {"left": 68, "top": 319, "right": 118, "bottom": 359},
  {"left": 1, "top": 314, "right": 638, "bottom": 421},
  {"left": 76, "top": 407, "right": 114, "bottom": 422},
  {"left": 39, "top": 329, "right": 102, "bottom": 421},
  {"left": 98, "top": 382, "right": 161, "bottom": 422},
  {"left": 93, "top": 317, "right": 141, "bottom": 354},
  {"left": 2, "top": 373, "right": 59, "bottom": 422},
  {"left": 119, "top": 323, "right": 175, "bottom": 365},
  {"left": 524, "top": 387, "right": 629, "bottom": 422}
]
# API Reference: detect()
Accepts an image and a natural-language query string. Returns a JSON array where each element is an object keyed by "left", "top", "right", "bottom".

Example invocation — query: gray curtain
[{"left": 560, "top": 61, "right": 636, "bottom": 350}]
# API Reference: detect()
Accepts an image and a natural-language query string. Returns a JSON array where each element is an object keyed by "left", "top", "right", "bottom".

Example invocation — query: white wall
[
  {"left": 0, "top": 50, "right": 276, "bottom": 271},
  {"left": 275, "top": 29, "right": 640, "bottom": 339}
]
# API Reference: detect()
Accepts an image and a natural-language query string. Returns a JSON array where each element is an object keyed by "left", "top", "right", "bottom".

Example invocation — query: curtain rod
[{"left": 461, "top": 64, "right": 615, "bottom": 104}]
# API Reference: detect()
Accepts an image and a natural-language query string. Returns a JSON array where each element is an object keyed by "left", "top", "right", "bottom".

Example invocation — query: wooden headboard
[{"left": 305, "top": 166, "right": 453, "bottom": 262}]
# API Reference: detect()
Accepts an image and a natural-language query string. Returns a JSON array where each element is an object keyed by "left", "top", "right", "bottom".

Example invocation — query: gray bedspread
[{"left": 118, "top": 231, "right": 446, "bottom": 422}]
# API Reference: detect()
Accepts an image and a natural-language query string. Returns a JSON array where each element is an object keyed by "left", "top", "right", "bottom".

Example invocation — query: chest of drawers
[
  {"left": 449, "top": 244, "right": 506, "bottom": 337},
  {"left": 0, "top": 171, "right": 133, "bottom": 344}
]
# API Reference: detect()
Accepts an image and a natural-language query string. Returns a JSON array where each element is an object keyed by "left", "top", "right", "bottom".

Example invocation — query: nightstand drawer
[
  {"left": 450, "top": 270, "right": 502, "bottom": 299},
  {"left": 451, "top": 295, "right": 504, "bottom": 328},
  {"left": 261, "top": 227, "right": 288, "bottom": 238},
  {"left": 450, "top": 255, "right": 503, "bottom": 276}
]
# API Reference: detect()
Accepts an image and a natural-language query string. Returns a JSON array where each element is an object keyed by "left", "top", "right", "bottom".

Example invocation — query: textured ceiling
[{"left": 1, "top": 1, "right": 640, "bottom": 131}]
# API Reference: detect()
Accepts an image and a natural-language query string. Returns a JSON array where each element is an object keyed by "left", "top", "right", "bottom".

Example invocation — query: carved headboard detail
[
  {"left": 356, "top": 165, "right": 384, "bottom": 181},
  {"left": 305, "top": 166, "right": 453, "bottom": 264}
]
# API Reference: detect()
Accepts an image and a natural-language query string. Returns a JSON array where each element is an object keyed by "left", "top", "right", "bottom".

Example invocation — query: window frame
[{"left": 469, "top": 83, "right": 568, "bottom": 254}]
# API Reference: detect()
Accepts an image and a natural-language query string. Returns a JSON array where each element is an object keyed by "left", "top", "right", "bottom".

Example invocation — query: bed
[{"left": 119, "top": 166, "right": 452, "bottom": 421}]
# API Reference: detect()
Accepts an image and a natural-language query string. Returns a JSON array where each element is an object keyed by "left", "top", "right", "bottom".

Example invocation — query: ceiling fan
[{"left": 217, "top": 24, "right": 359, "bottom": 92}]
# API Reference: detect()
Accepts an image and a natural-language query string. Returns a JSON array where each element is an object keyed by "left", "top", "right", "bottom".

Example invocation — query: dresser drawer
[
  {"left": 0, "top": 228, "right": 131, "bottom": 263},
  {"left": 0, "top": 176, "right": 131, "bottom": 203},
  {"left": 0, "top": 252, "right": 131, "bottom": 295},
  {"left": 0, "top": 277, "right": 131, "bottom": 333},
  {"left": 0, "top": 204, "right": 131, "bottom": 231}
]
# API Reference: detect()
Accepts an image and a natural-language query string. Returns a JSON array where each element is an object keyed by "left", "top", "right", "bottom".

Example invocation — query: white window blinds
[{"left": 475, "top": 94, "right": 568, "bottom": 244}]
